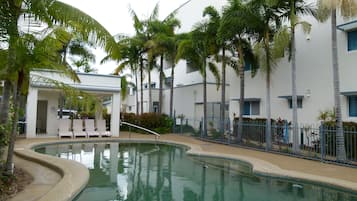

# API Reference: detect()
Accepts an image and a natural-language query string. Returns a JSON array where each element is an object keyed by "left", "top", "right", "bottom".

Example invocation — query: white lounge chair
[
  {"left": 97, "top": 120, "right": 111, "bottom": 137},
  {"left": 85, "top": 119, "right": 100, "bottom": 137},
  {"left": 58, "top": 119, "right": 73, "bottom": 138},
  {"left": 73, "top": 119, "right": 87, "bottom": 138}
]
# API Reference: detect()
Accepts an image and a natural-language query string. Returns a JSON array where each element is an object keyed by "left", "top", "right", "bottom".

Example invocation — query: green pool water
[{"left": 35, "top": 143, "right": 357, "bottom": 201}]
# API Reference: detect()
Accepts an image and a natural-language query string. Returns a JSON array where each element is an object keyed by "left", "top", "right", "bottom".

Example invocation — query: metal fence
[{"left": 172, "top": 118, "right": 357, "bottom": 167}]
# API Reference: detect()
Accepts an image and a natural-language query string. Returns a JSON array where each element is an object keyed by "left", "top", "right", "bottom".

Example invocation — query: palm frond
[
  {"left": 114, "top": 61, "right": 130, "bottom": 75},
  {"left": 272, "top": 26, "right": 290, "bottom": 60},
  {"left": 149, "top": 3, "right": 160, "bottom": 21},
  {"left": 340, "top": 0, "right": 357, "bottom": 18},
  {"left": 316, "top": 0, "right": 331, "bottom": 22},
  {"left": 300, "top": 21, "right": 312, "bottom": 34},
  {"left": 121, "top": 76, "right": 128, "bottom": 101}
]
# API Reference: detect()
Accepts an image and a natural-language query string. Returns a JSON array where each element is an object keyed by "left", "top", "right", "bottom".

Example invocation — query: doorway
[{"left": 36, "top": 100, "right": 48, "bottom": 134}]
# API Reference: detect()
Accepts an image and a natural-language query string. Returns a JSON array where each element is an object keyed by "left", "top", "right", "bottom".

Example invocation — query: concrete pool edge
[
  {"left": 14, "top": 136, "right": 357, "bottom": 201},
  {"left": 14, "top": 139, "right": 90, "bottom": 201}
]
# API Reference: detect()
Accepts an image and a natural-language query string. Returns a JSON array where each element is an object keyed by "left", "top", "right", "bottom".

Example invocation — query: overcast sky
[{"left": 59, "top": 0, "right": 193, "bottom": 74}]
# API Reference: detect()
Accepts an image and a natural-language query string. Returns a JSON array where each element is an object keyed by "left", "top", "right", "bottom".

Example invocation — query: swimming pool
[{"left": 35, "top": 143, "right": 357, "bottom": 201}]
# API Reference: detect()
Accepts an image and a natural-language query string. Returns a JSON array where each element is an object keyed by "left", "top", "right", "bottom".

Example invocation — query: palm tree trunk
[
  {"left": 5, "top": 84, "right": 18, "bottom": 175},
  {"left": 265, "top": 33, "right": 272, "bottom": 151},
  {"left": 140, "top": 58, "right": 144, "bottom": 114},
  {"left": 203, "top": 67, "right": 208, "bottom": 137},
  {"left": 135, "top": 69, "right": 139, "bottom": 115},
  {"left": 220, "top": 47, "right": 226, "bottom": 136},
  {"left": 291, "top": 28, "right": 300, "bottom": 154},
  {"left": 159, "top": 55, "right": 164, "bottom": 114},
  {"left": 5, "top": 70, "right": 24, "bottom": 175},
  {"left": 148, "top": 68, "right": 152, "bottom": 113},
  {"left": 331, "top": 8, "right": 346, "bottom": 161},
  {"left": 238, "top": 43, "right": 244, "bottom": 143},
  {"left": 0, "top": 80, "right": 12, "bottom": 125},
  {"left": 170, "top": 64, "right": 175, "bottom": 118},
  {"left": 0, "top": 9, "right": 18, "bottom": 127}
]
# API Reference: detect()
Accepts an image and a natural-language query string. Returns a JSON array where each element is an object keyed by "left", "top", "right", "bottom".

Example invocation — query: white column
[
  {"left": 111, "top": 92, "right": 121, "bottom": 137},
  {"left": 109, "top": 143, "right": 118, "bottom": 183},
  {"left": 26, "top": 87, "right": 38, "bottom": 138}
]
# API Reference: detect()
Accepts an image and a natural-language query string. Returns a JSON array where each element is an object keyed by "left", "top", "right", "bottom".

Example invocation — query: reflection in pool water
[{"left": 35, "top": 143, "right": 357, "bottom": 201}]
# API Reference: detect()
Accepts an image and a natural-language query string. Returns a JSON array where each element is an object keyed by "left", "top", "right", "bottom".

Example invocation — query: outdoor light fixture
[{"left": 306, "top": 34, "right": 311, "bottom": 41}]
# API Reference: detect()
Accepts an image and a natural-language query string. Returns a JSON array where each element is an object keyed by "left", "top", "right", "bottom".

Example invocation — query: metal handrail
[{"left": 121, "top": 121, "right": 160, "bottom": 140}]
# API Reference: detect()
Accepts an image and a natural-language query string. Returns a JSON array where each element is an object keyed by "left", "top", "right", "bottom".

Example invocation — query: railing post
[
  {"left": 320, "top": 122, "right": 325, "bottom": 162},
  {"left": 129, "top": 125, "right": 131, "bottom": 139},
  {"left": 200, "top": 117, "right": 204, "bottom": 139},
  {"left": 180, "top": 118, "right": 183, "bottom": 134}
]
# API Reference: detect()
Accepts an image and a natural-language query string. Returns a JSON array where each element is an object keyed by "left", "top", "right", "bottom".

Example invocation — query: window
[
  {"left": 165, "top": 77, "right": 172, "bottom": 87},
  {"left": 244, "top": 61, "right": 251, "bottom": 71},
  {"left": 348, "top": 30, "right": 357, "bottom": 51},
  {"left": 186, "top": 60, "right": 198, "bottom": 73},
  {"left": 349, "top": 96, "right": 357, "bottom": 117},
  {"left": 243, "top": 101, "right": 260, "bottom": 115},
  {"left": 153, "top": 102, "right": 159, "bottom": 113},
  {"left": 288, "top": 99, "right": 303, "bottom": 109},
  {"left": 151, "top": 83, "right": 156, "bottom": 89},
  {"left": 128, "top": 106, "right": 132, "bottom": 111}
]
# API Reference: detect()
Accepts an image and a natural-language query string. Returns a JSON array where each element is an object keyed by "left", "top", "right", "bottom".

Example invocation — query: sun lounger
[
  {"left": 85, "top": 119, "right": 100, "bottom": 137},
  {"left": 97, "top": 119, "right": 111, "bottom": 137},
  {"left": 73, "top": 119, "right": 87, "bottom": 138},
  {"left": 58, "top": 119, "right": 73, "bottom": 138}
]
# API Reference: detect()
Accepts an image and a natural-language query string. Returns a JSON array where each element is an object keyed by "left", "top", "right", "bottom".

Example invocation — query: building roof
[{"left": 30, "top": 70, "right": 121, "bottom": 93}]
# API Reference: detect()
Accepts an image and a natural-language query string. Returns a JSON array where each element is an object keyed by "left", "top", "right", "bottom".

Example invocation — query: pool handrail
[{"left": 121, "top": 121, "right": 160, "bottom": 140}]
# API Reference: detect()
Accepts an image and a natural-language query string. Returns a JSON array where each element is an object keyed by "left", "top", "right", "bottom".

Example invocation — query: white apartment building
[{"left": 123, "top": 0, "right": 357, "bottom": 127}]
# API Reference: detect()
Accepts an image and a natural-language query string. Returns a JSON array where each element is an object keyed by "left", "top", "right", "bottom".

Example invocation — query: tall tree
[
  {"left": 146, "top": 15, "right": 180, "bottom": 114},
  {"left": 129, "top": 4, "right": 161, "bottom": 114},
  {"left": 203, "top": 6, "right": 228, "bottom": 135},
  {"left": 3, "top": 29, "right": 79, "bottom": 175},
  {"left": 0, "top": 0, "right": 119, "bottom": 175},
  {"left": 316, "top": 0, "right": 357, "bottom": 161},
  {"left": 279, "top": 0, "right": 315, "bottom": 154},
  {"left": 177, "top": 23, "right": 220, "bottom": 136},
  {"left": 103, "top": 35, "right": 142, "bottom": 115},
  {"left": 248, "top": 0, "right": 288, "bottom": 150},
  {"left": 167, "top": 33, "right": 188, "bottom": 118},
  {"left": 219, "top": 0, "right": 258, "bottom": 141}
]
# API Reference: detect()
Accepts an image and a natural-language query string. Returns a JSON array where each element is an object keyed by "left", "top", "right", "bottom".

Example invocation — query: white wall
[
  {"left": 228, "top": 15, "right": 357, "bottom": 124},
  {"left": 125, "top": 1, "right": 357, "bottom": 126},
  {"left": 38, "top": 90, "right": 60, "bottom": 136}
]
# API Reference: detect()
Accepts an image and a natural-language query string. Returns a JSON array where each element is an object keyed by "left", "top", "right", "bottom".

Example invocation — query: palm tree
[
  {"left": 203, "top": 6, "right": 228, "bottom": 135},
  {"left": 167, "top": 33, "right": 188, "bottom": 118},
  {"left": 146, "top": 15, "right": 181, "bottom": 114},
  {"left": 129, "top": 4, "right": 161, "bottom": 114},
  {"left": 3, "top": 29, "right": 80, "bottom": 175},
  {"left": 248, "top": 0, "right": 288, "bottom": 150},
  {"left": 278, "top": 0, "right": 315, "bottom": 154},
  {"left": 316, "top": 0, "right": 357, "bottom": 161},
  {"left": 177, "top": 24, "right": 220, "bottom": 136},
  {"left": 0, "top": 0, "right": 119, "bottom": 125},
  {"left": 0, "top": 0, "right": 119, "bottom": 175},
  {"left": 219, "top": 0, "right": 258, "bottom": 142},
  {"left": 103, "top": 34, "right": 142, "bottom": 115}
]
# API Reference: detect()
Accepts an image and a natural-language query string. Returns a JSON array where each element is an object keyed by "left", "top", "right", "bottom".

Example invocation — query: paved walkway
[
  {"left": 12, "top": 132, "right": 357, "bottom": 201},
  {"left": 10, "top": 155, "right": 61, "bottom": 201}
]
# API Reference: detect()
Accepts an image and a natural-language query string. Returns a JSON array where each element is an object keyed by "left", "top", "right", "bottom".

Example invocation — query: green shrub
[{"left": 121, "top": 113, "right": 173, "bottom": 134}]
